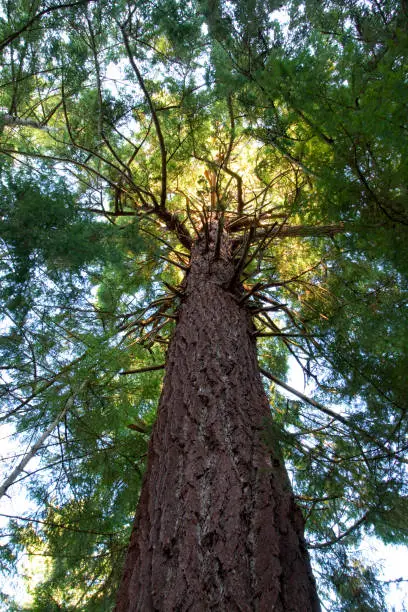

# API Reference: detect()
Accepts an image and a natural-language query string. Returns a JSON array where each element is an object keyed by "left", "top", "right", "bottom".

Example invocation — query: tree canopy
[{"left": 0, "top": 0, "right": 407, "bottom": 609}]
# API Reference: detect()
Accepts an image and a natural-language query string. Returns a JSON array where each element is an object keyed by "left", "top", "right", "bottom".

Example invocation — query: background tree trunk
[{"left": 115, "top": 226, "right": 320, "bottom": 611}]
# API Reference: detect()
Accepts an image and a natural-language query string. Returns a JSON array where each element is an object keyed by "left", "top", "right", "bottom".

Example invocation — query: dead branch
[
  {"left": 238, "top": 282, "right": 264, "bottom": 304},
  {"left": 163, "top": 281, "right": 184, "bottom": 297},
  {"left": 307, "top": 512, "right": 369, "bottom": 550},
  {"left": 120, "top": 364, "right": 165, "bottom": 375},
  {"left": 213, "top": 214, "right": 225, "bottom": 261},
  {"left": 230, "top": 226, "right": 256, "bottom": 286},
  {"left": 256, "top": 223, "right": 346, "bottom": 240},
  {"left": 159, "top": 255, "right": 189, "bottom": 271},
  {"left": 260, "top": 367, "right": 404, "bottom": 461}
]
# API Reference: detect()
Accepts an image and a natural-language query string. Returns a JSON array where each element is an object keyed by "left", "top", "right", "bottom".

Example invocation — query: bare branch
[
  {"left": 0, "top": 383, "right": 86, "bottom": 500},
  {"left": 159, "top": 255, "right": 189, "bottom": 271},
  {"left": 308, "top": 512, "right": 369, "bottom": 549},
  {"left": 230, "top": 226, "right": 256, "bottom": 286},
  {"left": 120, "top": 364, "right": 165, "bottom": 376},
  {"left": 260, "top": 367, "right": 406, "bottom": 462},
  {"left": 0, "top": 114, "right": 51, "bottom": 131},
  {"left": 256, "top": 223, "right": 346, "bottom": 240}
]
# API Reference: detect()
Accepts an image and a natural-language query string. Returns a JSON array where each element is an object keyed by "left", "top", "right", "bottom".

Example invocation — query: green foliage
[
  {"left": 314, "top": 547, "right": 388, "bottom": 612},
  {"left": 1, "top": 167, "right": 103, "bottom": 273},
  {"left": 0, "top": 0, "right": 407, "bottom": 609}
]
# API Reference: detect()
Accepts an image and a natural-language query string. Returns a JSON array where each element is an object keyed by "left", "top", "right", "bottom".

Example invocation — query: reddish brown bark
[{"left": 115, "top": 226, "right": 320, "bottom": 611}]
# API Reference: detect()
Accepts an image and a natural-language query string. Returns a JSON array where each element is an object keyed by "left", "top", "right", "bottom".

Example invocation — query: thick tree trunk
[{"left": 116, "top": 226, "right": 320, "bottom": 611}]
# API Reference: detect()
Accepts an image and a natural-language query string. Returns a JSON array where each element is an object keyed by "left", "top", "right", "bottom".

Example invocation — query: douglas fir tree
[{"left": 0, "top": 1, "right": 407, "bottom": 610}]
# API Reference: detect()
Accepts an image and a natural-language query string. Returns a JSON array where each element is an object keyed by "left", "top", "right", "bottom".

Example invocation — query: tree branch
[
  {"left": 120, "top": 364, "right": 165, "bottom": 376},
  {"left": 260, "top": 367, "right": 406, "bottom": 462},
  {"left": 256, "top": 223, "right": 346, "bottom": 240},
  {"left": 0, "top": 113, "right": 51, "bottom": 131},
  {"left": 0, "top": 512, "right": 118, "bottom": 537},
  {"left": 0, "top": 383, "right": 86, "bottom": 500},
  {"left": 307, "top": 512, "right": 369, "bottom": 549},
  {"left": 120, "top": 27, "right": 167, "bottom": 211},
  {"left": 0, "top": 1, "right": 97, "bottom": 52}
]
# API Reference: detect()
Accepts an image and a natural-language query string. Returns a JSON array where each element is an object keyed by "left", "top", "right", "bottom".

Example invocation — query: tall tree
[{"left": 0, "top": 0, "right": 407, "bottom": 609}]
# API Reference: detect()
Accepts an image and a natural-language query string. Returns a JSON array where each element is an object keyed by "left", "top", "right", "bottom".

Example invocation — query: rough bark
[{"left": 115, "top": 225, "right": 320, "bottom": 611}]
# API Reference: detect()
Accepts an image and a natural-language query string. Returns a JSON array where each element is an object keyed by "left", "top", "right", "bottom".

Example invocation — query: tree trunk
[{"left": 115, "top": 225, "right": 320, "bottom": 611}]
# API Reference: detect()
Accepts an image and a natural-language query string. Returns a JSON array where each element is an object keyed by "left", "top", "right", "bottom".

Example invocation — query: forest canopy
[{"left": 0, "top": 0, "right": 407, "bottom": 609}]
